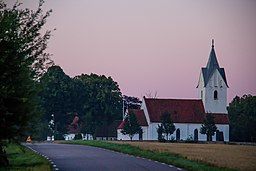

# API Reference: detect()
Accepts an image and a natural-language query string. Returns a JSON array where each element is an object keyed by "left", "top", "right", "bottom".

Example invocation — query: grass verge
[
  {"left": 0, "top": 143, "right": 51, "bottom": 171},
  {"left": 62, "top": 140, "right": 236, "bottom": 171}
]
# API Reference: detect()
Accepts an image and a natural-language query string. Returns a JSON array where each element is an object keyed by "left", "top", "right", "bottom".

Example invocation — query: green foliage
[
  {"left": 0, "top": 0, "right": 52, "bottom": 165},
  {"left": 228, "top": 94, "right": 256, "bottom": 142},
  {"left": 74, "top": 133, "right": 82, "bottom": 140},
  {"left": 160, "top": 112, "right": 176, "bottom": 140},
  {"left": 121, "top": 111, "right": 142, "bottom": 141},
  {"left": 123, "top": 95, "right": 142, "bottom": 110},
  {"left": 0, "top": 143, "right": 51, "bottom": 171},
  {"left": 157, "top": 124, "right": 165, "bottom": 142},
  {"left": 200, "top": 113, "right": 217, "bottom": 141},
  {"left": 37, "top": 68, "right": 123, "bottom": 140},
  {"left": 28, "top": 120, "right": 49, "bottom": 141},
  {"left": 39, "top": 66, "right": 77, "bottom": 135},
  {"left": 63, "top": 140, "right": 235, "bottom": 171},
  {"left": 75, "top": 73, "right": 122, "bottom": 139}
]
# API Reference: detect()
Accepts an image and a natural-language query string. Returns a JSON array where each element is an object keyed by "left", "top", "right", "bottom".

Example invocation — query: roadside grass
[
  {"left": 0, "top": 143, "right": 51, "bottom": 171},
  {"left": 62, "top": 140, "right": 235, "bottom": 171}
]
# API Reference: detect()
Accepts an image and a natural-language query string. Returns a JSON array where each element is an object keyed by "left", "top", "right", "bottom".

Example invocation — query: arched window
[
  {"left": 194, "top": 129, "right": 198, "bottom": 141},
  {"left": 214, "top": 90, "right": 218, "bottom": 100},
  {"left": 176, "top": 129, "right": 180, "bottom": 140},
  {"left": 139, "top": 129, "right": 143, "bottom": 141}
]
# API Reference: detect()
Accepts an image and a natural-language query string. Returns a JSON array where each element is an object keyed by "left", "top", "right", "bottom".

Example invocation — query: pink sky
[{"left": 6, "top": 0, "right": 256, "bottom": 103}]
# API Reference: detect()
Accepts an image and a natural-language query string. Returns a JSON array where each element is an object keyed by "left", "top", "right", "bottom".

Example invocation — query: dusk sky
[{"left": 6, "top": 0, "right": 256, "bottom": 103}]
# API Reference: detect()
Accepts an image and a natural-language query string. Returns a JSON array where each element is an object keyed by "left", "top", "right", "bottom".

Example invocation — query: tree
[
  {"left": 228, "top": 94, "right": 256, "bottom": 142},
  {"left": 156, "top": 124, "right": 164, "bottom": 141},
  {"left": 39, "top": 66, "right": 77, "bottom": 135},
  {"left": 123, "top": 95, "right": 142, "bottom": 110},
  {"left": 75, "top": 73, "right": 122, "bottom": 139},
  {"left": 121, "top": 111, "right": 142, "bottom": 141},
  {"left": 200, "top": 113, "right": 217, "bottom": 141},
  {"left": 160, "top": 112, "right": 176, "bottom": 140},
  {"left": 0, "top": 0, "right": 52, "bottom": 166}
]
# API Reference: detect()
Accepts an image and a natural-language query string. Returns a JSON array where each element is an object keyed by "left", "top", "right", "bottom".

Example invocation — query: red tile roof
[
  {"left": 117, "top": 109, "right": 148, "bottom": 129},
  {"left": 143, "top": 97, "right": 229, "bottom": 124},
  {"left": 117, "top": 120, "right": 125, "bottom": 129},
  {"left": 212, "top": 113, "right": 230, "bottom": 124},
  {"left": 144, "top": 97, "right": 205, "bottom": 123},
  {"left": 129, "top": 109, "right": 148, "bottom": 126}
]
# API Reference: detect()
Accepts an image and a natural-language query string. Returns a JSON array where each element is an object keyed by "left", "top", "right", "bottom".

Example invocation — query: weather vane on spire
[{"left": 212, "top": 39, "right": 214, "bottom": 48}]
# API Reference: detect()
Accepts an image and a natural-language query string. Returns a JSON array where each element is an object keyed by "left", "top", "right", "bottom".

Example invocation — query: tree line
[
  {"left": 37, "top": 66, "right": 123, "bottom": 140},
  {"left": 228, "top": 94, "right": 256, "bottom": 142}
]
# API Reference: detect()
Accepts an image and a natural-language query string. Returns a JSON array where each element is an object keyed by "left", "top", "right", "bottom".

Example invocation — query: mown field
[{"left": 114, "top": 141, "right": 256, "bottom": 171}]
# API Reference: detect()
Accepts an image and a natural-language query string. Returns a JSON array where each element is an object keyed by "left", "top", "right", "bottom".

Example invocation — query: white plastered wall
[{"left": 200, "top": 69, "right": 228, "bottom": 114}]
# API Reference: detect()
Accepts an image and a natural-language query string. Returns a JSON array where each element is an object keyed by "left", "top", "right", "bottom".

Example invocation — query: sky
[{"left": 5, "top": 0, "right": 256, "bottom": 103}]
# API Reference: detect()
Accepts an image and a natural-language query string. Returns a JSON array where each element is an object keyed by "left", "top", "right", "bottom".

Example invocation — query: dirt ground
[{"left": 113, "top": 141, "right": 256, "bottom": 171}]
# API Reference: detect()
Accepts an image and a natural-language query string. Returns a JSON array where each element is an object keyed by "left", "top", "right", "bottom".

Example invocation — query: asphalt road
[{"left": 25, "top": 143, "right": 184, "bottom": 171}]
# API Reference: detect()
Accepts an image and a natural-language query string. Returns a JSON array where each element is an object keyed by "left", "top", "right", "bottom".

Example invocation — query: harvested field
[{"left": 114, "top": 141, "right": 256, "bottom": 171}]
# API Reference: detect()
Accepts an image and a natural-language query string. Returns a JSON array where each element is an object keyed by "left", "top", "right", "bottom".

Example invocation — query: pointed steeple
[
  {"left": 198, "top": 40, "right": 228, "bottom": 87},
  {"left": 206, "top": 39, "right": 220, "bottom": 70}
]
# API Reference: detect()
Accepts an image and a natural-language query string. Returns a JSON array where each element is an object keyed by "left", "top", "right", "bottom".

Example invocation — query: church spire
[{"left": 206, "top": 39, "right": 219, "bottom": 69}]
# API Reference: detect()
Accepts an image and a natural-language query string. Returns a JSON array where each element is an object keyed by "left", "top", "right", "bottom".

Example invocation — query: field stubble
[{"left": 114, "top": 141, "right": 256, "bottom": 171}]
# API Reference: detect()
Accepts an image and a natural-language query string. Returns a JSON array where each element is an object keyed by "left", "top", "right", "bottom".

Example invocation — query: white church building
[{"left": 117, "top": 41, "right": 230, "bottom": 141}]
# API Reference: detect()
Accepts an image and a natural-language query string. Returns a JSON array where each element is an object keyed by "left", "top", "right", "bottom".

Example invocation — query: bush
[
  {"left": 54, "top": 133, "right": 65, "bottom": 140},
  {"left": 74, "top": 134, "right": 82, "bottom": 140}
]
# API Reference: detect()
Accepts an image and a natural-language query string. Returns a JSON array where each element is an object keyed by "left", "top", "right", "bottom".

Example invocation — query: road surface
[{"left": 25, "top": 143, "right": 184, "bottom": 171}]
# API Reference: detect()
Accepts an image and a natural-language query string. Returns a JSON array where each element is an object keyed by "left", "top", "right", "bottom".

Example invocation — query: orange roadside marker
[{"left": 26, "top": 136, "right": 32, "bottom": 143}]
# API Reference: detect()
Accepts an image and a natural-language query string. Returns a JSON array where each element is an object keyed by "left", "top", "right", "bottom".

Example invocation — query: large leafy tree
[
  {"left": 0, "top": 0, "right": 52, "bottom": 166},
  {"left": 39, "top": 66, "right": 77, "bottom": 136},
  {"left": 121, "top": 111, "right": 142, "bottom": 141},
  {"left": 75, "top": 73, "right": 122, "bottom": 139},
  {"left": 200, "top": 113, "right": 217, "bottom": 141},
  {"left": 228, "top": 94, "right": 256, "bottom": 142},
  {"left": 160, "top": 112, "right": 176, "bottom": 140}
]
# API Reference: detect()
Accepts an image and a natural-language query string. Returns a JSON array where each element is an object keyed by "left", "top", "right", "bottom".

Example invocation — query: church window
[
  {"left": 214, "top": 90, "right": 218, "bottom": 100},
  {"left": 176, "top": 129, "right": 180, "bottom": 140},
  {"left": 194, "top": 129, "right": 198, "bottom": 141},
  {"left": 139, "top": 129, "right": 143, "bottom": 140}
]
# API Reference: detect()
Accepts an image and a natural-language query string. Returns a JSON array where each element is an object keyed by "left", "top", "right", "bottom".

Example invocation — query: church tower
[{"left": 197, "top": 40, "right": 228, "bottom": 114}]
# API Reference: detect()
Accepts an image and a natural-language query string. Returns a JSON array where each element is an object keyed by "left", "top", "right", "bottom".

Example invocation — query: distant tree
[
  {"left": 156, "top": 124, "right": 164, "bottom": 141},
  {"left": 39, "top": 66, "right": 77, "bottom": 135},
  {"left": 80, "top": 112, "right": 97, "bottom": 139},
  {"left": 121, "top": 111, "right": 142, "bottom": 141},
  {"left": 123, "top": 95, "right": 142, "bottom": 110},
  {"left": 160, "top": 112, "right": 176, "bottom": 140},
  {"left": 200, "top": 113, "right": 217, "bottom": 141},
  {"left": 228, "top": 94, "right": 256, "bottom": 142},
  {"left": 75, "top": 74, "right": 122, "bottom": 139},
  {"left": 0, "top": 0, "right": 53, "bottom": 166}
]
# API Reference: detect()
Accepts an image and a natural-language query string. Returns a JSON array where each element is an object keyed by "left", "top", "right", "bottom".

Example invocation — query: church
[{"left": 117, "top": 40, "right": 230, "bottom": 141}]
